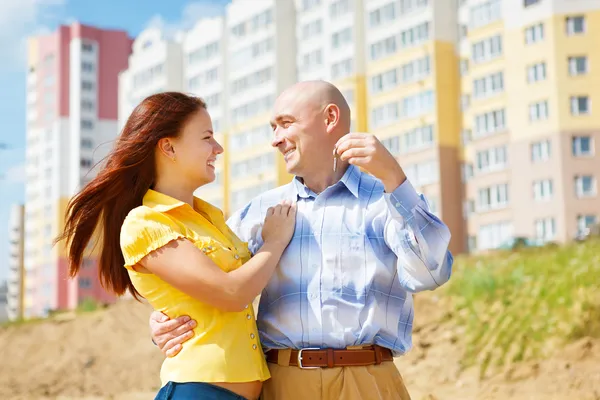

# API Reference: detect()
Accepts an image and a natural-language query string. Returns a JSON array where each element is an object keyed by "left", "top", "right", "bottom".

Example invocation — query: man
[{"left": 149, "top": 80, "right": 453, "bottom": 399}]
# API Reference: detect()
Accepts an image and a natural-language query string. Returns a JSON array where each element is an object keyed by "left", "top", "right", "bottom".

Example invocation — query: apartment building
[
  {"left": 183, "top": 17, "right": 229, "bottom": 211},
  {"left": 118, "top": 28, "right": 184, "bottom": 131},
  {"left": 25, "top": 23, "right": 131, "bottom": 317},
  {"left": 460, "top": 0, "right": 600, "bottom": 251},
  {"left": 364, "top": 0, "right": 464, "bottom": 253},
  {"left": 224, "top": 0, "right": 297, "bottom": 215},
  {"left": 295, "top": 0, "right": 368, "bottom": 131},
  {"left": 6, "top": 204, "right": 25, "bottom": 321}
]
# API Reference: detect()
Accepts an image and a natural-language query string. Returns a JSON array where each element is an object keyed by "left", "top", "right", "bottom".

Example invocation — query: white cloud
[
  {"left": 3, "top": 163, "right": 26, "bottom": 184},
  {"left": 145, "top": 1, "right": 227, "bottom": 39},
  {"left": 0, "top": 0, "right": 67, "bottom": 71}
]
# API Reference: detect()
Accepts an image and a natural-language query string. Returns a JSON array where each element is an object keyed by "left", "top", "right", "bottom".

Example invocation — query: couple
[{"left": 58, "top": 80, "right": 453, "bottom": 400}]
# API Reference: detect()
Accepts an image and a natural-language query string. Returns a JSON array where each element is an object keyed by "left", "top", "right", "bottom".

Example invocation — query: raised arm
[
  {"left": 335, "top": 132, "right": 453, "bottom": 292},
  {"left": 124, "top": 201, "right": 296, "bottom": 312}
]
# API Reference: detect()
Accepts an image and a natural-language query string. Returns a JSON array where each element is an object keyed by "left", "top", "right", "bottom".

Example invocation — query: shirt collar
[
  {"left": 143, "top": 189, "right": 223, "bottom": 221},
  {"left": 291, "top": 164, "right": 360, "bottom": 199}
]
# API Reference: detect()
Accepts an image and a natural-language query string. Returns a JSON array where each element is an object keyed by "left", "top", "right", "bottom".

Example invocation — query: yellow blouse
[{"left": 119, "top": 189, "right": 270, "bottom": 386}]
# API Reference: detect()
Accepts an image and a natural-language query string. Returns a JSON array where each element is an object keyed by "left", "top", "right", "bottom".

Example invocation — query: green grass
[{"left": 445, "top": 238, "right": 600, "bottom": 378}]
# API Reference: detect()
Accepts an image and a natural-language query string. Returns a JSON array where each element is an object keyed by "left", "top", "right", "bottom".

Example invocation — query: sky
[{"left": 0, "top": 0, "right": 230, "bottom": 282}]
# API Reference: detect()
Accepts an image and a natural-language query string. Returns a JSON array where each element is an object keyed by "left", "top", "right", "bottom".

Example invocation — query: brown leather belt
[{"left": 266, "top": 345, "right": 393, "bottom": 369}]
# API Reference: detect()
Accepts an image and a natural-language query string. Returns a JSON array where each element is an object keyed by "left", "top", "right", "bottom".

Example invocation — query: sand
[{"left": 1, "top": 296, "right": 598, "bottom": 400}]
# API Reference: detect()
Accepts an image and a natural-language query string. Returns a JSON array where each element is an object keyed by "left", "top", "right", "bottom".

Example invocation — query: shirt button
[
  {"left": 234, "top": 254, "right": 240, "bottom": 259},
  {"left": 250, "top": 333, "right": 255, "bottom": 339},
  {"left": 244, "top": 304, "right": 249, "bottom": 309},
  {"left": 395, "top": 202, "right": 401, "bottom": 207},
  {"left": 252, "top": 344, "right": 257, "bottom": 350},
  {"left": 310, "top": 293, "right": 317, "bottom": 299},
  {"left": 246, "top": 314, "right": 252, "bottom": 320}
]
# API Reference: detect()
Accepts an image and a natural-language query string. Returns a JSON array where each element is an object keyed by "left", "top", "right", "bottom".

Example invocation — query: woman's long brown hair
[{"left": 55, "top": 92, "right": 207, "bottom": 299}]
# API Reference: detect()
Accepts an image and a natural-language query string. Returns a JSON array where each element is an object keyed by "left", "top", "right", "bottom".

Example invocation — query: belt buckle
[{"left": 297, "top": 347, "right": 320, "bottom": 369}]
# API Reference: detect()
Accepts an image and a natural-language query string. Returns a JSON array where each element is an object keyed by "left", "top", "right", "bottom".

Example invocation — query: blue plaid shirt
[{"left": 227, "top": 165, "right": 453, "bottom": 355}]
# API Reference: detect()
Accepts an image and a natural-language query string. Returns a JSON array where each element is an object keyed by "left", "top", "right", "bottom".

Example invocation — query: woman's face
[{"left": 169, "top": 108, "right": 223, "bottom": 187}]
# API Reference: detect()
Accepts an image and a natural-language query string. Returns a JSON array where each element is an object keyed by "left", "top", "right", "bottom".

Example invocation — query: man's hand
[
  {"left": 335, "top": 133, "right": 406, "bottom": 192},
  {"left": 149, "top": 311, "right": 196, "bottom": 357}
]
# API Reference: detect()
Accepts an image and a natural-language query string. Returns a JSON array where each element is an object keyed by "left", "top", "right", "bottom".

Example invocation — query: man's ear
[
  {"left": 157, "top": 137, "right": 176, "bottom": 161},
  {"left": 324, "top": 104, "right": 341, "bottom": 134}
]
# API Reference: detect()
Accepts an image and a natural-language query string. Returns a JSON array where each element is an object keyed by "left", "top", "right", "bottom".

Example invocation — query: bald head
[{"left": 275, "top": 80, "right": 351, "bottom": 135}]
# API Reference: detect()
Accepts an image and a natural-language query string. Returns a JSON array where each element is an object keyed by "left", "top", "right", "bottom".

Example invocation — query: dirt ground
[{"left": 1, "top": 296, "right": 599, "bottom": 400}]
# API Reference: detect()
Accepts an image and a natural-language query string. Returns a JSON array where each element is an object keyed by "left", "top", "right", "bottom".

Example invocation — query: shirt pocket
[{"left": 194, "top": 238, "right": 242, "bottom": 273}]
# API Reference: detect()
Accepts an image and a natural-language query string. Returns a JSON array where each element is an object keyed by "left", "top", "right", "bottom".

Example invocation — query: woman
[{"left": 56, "top": 92, "right": 296, "bottom": 400}]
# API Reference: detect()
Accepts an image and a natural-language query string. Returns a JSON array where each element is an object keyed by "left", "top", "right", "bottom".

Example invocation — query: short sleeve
[{"left": 120, "top": 207, "right": 186, "bottom": 269}]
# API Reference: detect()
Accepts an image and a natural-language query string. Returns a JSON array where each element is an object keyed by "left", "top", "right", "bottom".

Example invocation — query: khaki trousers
[{"left": 260, "top": 349, "right": 411, "bottom": 400}]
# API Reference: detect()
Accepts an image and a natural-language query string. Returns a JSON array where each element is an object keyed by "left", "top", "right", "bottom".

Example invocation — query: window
[
  {"left": 531, "top": 140, "right": 551, "bottom": 162},
  {"left": 205, "top": 93, "right": 220, "bottom": 108},
  {"left": 572, "top": 136, "right": 593, "bottom": 156},
  {"left": 570, "top": 96, "right": 590, "bottom": 115},
  {"left": 132, "top": 64, "right": 164, "bottom": 89},
  {"left": 533, "top": 179, "right": 553, "bottom": 201},
  {"left": 231, "top": 95, "right": 274, "bottom": 124},
  {"left": 472, "top": 35, "right": 502, "bottom": 63},
  {"left": 369, "top": 2, "right": 396, "bottom": 27},
  {"left": 401, "top": 90, "right": 434, "bottom": 118},
  {"left": 575, "top": 175, "right": 596, "bottom": 197},
  {"left": 568, "top": 56, "right": 588, "bottom": 76},
  {"left": 331, "top": 58, "right": 353, "bottom": 79},
  {"left": 460, "top": 59, "right": 469, "bottom": 76},
  {"left": 188, "top": 67, "right": 219, "bottom": 90},
  {"left": 402, "top": 125, "right": 434, "bottom": 153},
  {"left": 400, "top": 55, "right": 431, "bottom": 83},
  {"left": 529, "top": 100, "right": 549, "bottom": 121},
  {"left": 472, "top": 71, "right": 504, "bottom": 98},
  {"left": 81, "top": 99, "right": 94, "bottom": 111},
  {"left": 330, "top": 0, "right": 351, "bottom": 17},
  {"left": 231, "top": 180, "right": 276, "bottom": 211},
  {"left": 399, "top": 0, "right": 428, "bottom": 14},
  {"left": 527, "top": 62, "right": 546, "bottom": 83},
  {"left": 230, "top": 9, "right": 273, "bottom": 37},
  {"left": 525, "top": 23, "right": 544, "bottom": 44},
  {"left": 80, "top": 119, "right": 93, "bottom": 129},
  {"left": 231, "top": 67, "right": 272, "bottom": 94},
  {"left": 400, "top": 22, "right": 430, "bottom": 48},
  {"left": 566, "top": 16, "right": 585, "bottom": 35},
  {"left": 187, "top": 41, "right": 219, "bottom": 65},
  {"left": 301, "top": 19, "right": 322, "bottom": 39},
  {"left": 331, "top": 27, "right": 352, "bottom": 50},
  {"left": 370, "top": 69, "right": 398, "bottom": 94},
  {"left": 524, "top": 0, "right": 541, "bottom": 7},
  {"left": 81, "top": 138, "right": 93, "bottom": 149},
  {"left": 534, "top": 218, "right": 555, "bottom": 242},
  {"left": 476, "top": 145, "right": 507, "bottom": 173},
  {"left": 478, "top": 184, "right": 509, "bottom": 210},
  {"left": 81, "top": 43, "right": 94, "bottom": 52},
  {"left": 81, "top": 81, "right": 94, "bottom": 91},
  {"left": 301, "top": 49, "right": 323, "bottom": 72},
  {"left": 474, "top": 109, "right": 506, "bottom": 137},
  {"left": 230, "top": 37, "right": 273, "bottom": 69},
  {"left": 231, "top": 153, "right": 275, "bottom": 178},
  {"left": 470, "top": 0, "right": 502, "bottom": 29},
  {"left": 80, "top": 158, "right": 92, "bottom": 168},
  {"left": 81, "top": 62, "right": 94, "bottom": 72},
  {"left": 577, "top": 215, "right": 597, "bottom": 233},
  {"left": 370, "top": 102, "right": 399, "bottom": 128},
  {"left": 302, "top": 0, "right": 321, "bottom": 11},
  {"left": 403, "top": 160, "right": 439, "bottom": 186},
  {"left": 478, "top": 222, "right": 513, "bottom": 250},
  {"left": 370, "top": 35, "right": 397, "bottom": 60},
  {"left": 381, "top": 136, "right": 401, "bottom": 156},
  {"left": 230, "top": 125, "right": 272, "bottom": 151}
]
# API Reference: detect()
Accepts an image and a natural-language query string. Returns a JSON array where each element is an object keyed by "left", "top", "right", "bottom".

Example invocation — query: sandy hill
[{"left": 1, "top": 239, "right": 599, "bottom": 400}]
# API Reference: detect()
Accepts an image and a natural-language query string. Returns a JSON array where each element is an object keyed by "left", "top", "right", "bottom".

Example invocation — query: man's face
[{"left": 270, "top": 93, "right": 325, "bottom": 177}]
